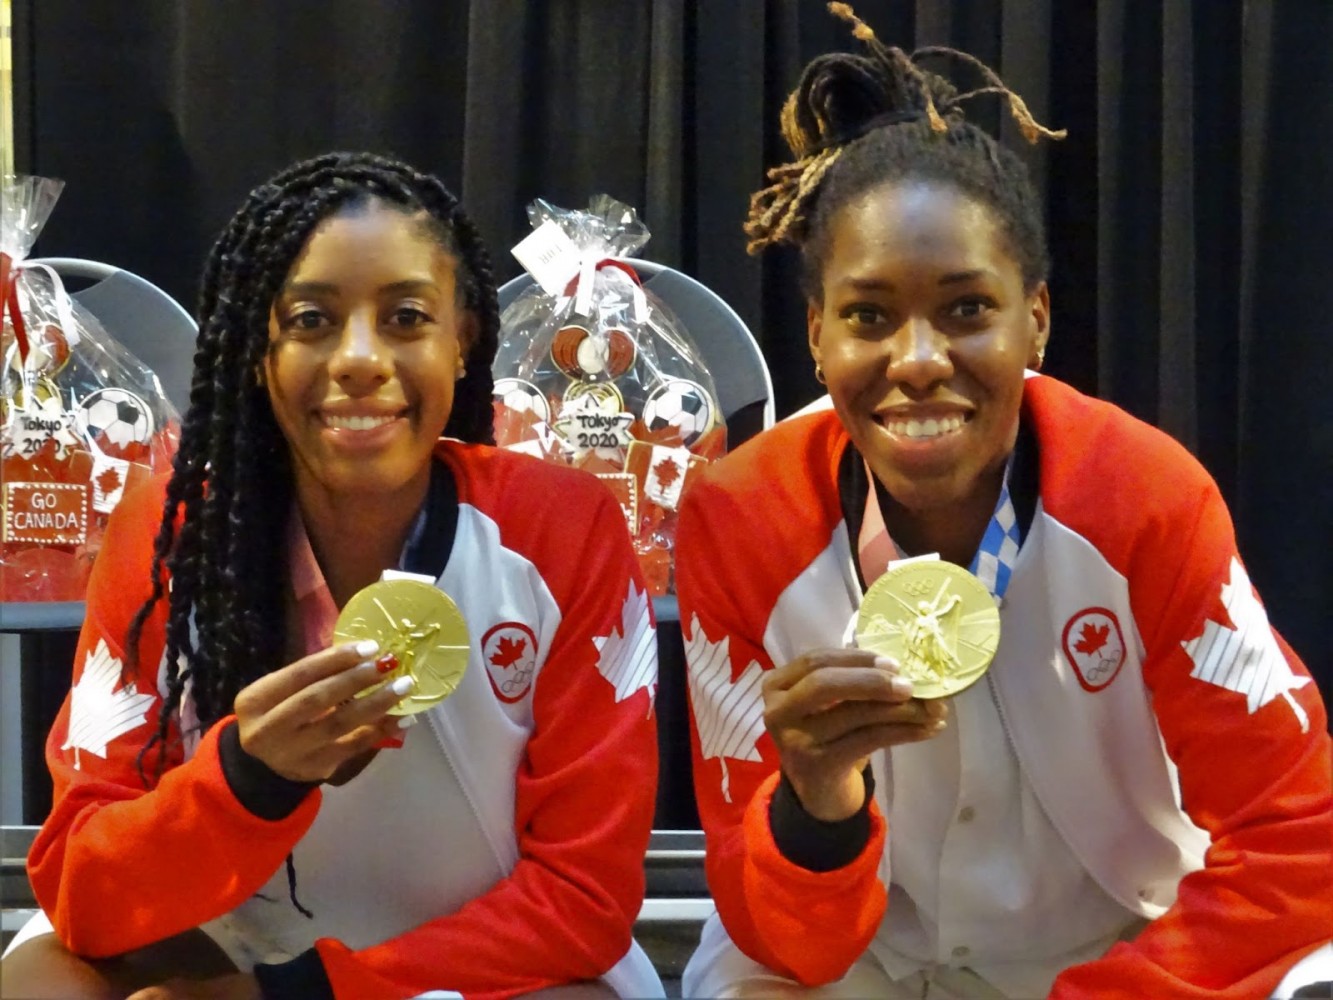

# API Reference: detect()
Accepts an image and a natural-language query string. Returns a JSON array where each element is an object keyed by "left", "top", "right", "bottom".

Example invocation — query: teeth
[
  {"left": 883, "top": 414, "right": 965, "bottom": 439},
  {"left": 325, "top": 414, "right": 394, "bottom": 431}
]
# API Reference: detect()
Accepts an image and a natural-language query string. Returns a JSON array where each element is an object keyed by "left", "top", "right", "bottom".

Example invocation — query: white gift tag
[{"left": 510, "top": 220, "right": 581, "bottom": 297}]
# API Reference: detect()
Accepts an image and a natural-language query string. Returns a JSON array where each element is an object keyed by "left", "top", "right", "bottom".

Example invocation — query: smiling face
[
  {"left": 264, "top": 200, "right": 475, "bottom": 509},
  {"left": 809, "top": 179, "right": 1049, "bottom": 548}
]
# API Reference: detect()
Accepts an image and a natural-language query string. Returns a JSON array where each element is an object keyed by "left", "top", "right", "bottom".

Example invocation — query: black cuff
[
  {"left": 218, "top": 722, "right": 318, "bottom": 821},
  {"left": 769, "top": 766, "right": 875, "bottom": 872},
  {"left": 253, "top": 947, "right": 334, "bottom": 1000}
]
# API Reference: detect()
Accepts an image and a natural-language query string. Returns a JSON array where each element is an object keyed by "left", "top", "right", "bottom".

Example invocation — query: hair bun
[{"left": 783, "top": 53, "right": 897, "bottom": 158}]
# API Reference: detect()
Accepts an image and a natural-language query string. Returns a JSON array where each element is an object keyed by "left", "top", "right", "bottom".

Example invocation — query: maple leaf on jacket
[
  {"left": 593, "top": 580, "right": 657, "bottom": 708},
  {"left": 62, "top": 638, "right": 157, "bottom": 769},
  {"left": 1073, "top": 622, "right": 1110, "bottom": 656},
  {"left": 490, "top": 635, "right": 527, "bottom": 669},
  {"left": 1183, "top": 557, "right": 1311, "bottom": 732},
  {"left": 685, "top": 615, "right": 766, "bottom": 803}
]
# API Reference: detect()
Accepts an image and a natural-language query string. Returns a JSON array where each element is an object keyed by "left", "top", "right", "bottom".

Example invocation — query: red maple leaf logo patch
[
  {"left": 489, "top": 635, "right": 527, "bottom": 669},
  {"left": 1073, "top": 622, "right": 1110, "bottom": 656},
  {"left": 652, "top": 456, "right": 681, "bottom": 490}
]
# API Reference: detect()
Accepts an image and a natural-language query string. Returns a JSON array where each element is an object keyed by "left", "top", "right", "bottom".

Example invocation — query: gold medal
[
  {"left": 333, "top": 579, "right": 470, "bottom": 715},
  {"left": 856, "top": 560, "right": 1000, "bottom": 699}
]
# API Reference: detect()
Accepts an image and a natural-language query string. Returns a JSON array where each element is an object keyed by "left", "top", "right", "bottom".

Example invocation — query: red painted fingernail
[{"left": 375, "top": 653, "right": 399, "bottom": 674}]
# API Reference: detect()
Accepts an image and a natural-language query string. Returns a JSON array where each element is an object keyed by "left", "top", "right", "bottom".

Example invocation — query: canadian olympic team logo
[
  {"left": 481, "top": 622, "right": 538, "bottom": 704},
  {"left": 1061, "top": 608, "right": 1127, "bottom": 692}
]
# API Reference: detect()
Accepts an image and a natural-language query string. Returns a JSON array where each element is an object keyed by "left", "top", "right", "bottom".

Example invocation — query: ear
[
  {"left": 806, "top": 299, "right": 824, "bottom": 369},
  {"left": 455, "top": 311, "right": 479, "bottom": 379},
  {"left": 1028, "top": 282, "right": 1051, "bottom": 370},
  {"left": 256, "top": 345, "right": 272, "bottom": 389}
]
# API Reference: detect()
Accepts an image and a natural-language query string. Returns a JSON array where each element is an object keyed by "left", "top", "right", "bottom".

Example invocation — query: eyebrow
[
  {"left": 836, "top": 270, "right": 996, "bottom": 292},
  {"left": 280, "top": 278, "right": 439, "bottom": 298},
  {"left": 937, "top": 269, "right": 994, "bottom": 285}
]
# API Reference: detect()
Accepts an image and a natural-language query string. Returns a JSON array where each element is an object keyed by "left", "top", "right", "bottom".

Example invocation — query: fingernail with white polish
[
  {"left": 891, "top": 677, "right": 913, "bottom": 697},
  {"left": 874, "top": 656, "right": 899, "bottom": 671},
  {"left": 391, "top": 676, "right": 415, "bottom": 697},
  {"left": 354, "top": 639, "right": 379, "bottom": 658},
  {"left": 397, "top": 715, "right": 417, "bottom": 730}
]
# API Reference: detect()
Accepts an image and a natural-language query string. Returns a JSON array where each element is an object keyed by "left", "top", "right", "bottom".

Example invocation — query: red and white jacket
[
  {"left": 676, "top": 375, "right": 1333, "bottom": 999},
  {"left": 28, "top": 440, "right": 662, "bottom": 1000}
]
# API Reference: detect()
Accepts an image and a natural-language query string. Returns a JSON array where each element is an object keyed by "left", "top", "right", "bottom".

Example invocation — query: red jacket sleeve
[
  {"left": 312, "top": 489, "right": 659, "bottom": 1000},
  {"left": 26, "top": 484, "right": 321, "bottom": 958},
  {"left": 1051, "top": 483, "right": 1333, "bottom": 999},
  {"left": 675, "top": 478, "right": 887, "bottom": 986}
]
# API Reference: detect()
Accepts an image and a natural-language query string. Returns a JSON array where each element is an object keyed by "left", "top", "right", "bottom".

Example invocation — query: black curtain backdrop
[{"left": 11, "top": 0, "right": 1331, "bottom": 706}]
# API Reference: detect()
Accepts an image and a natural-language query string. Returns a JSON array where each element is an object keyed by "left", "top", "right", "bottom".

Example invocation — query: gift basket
[
  {"left": 1, "top": 175, "right": 180, "bottom": 602},
  {"left": 494, "top": 196, "right": 726, "bottom": 595}
]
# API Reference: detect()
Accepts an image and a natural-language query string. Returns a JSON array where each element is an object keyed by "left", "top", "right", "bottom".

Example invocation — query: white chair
[
  {"left": 499, "top": 260, "right": 767, "bottom": 920},
  {"left": 28, "top": 257, "right": 197, "bottom": 415}
]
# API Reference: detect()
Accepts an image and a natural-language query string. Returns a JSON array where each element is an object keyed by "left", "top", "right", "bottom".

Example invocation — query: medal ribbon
[
  {"left": 968, "top": 458, "right": 1022, "bottom": 602},
  {"left": 0, "top": 251, "right": 31, "bottom": 365},
  {"left": 858, "top": 454, "right": 1022, "bottom": 602}
]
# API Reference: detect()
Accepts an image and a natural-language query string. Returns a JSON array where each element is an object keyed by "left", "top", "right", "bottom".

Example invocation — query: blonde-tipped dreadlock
[{"left": 744, "top": 1, "right": 1065, "bottom": 257}]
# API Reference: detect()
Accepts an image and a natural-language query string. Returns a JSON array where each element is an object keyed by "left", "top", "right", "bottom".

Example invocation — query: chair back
[
  {"left": 28, "top": 257, "right": 197, "bottom": 415},
  {"left": 498, "top": 261, "right": 763, "bottom": 832},
  {"left": 497, "top": 259, "right": 774, "bottom": 447}
]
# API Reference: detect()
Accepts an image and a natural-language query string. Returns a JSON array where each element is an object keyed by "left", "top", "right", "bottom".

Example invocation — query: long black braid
[
  {"left": 747, "top": 2, "right": 1066, "bottom": 296},
  {"left": 126, "top": 152, "right": 499, "bottom": 780}
]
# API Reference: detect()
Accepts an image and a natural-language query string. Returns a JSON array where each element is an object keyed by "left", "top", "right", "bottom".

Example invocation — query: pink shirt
[
  {"left": 857, "top": 463, "right": 902, "bottom": 585},
  {"left": 287, "top": 511, "right": 341, "bottom": 658},
  {"left": 286, "top": 512, "right": 404, "bottom": 748}
]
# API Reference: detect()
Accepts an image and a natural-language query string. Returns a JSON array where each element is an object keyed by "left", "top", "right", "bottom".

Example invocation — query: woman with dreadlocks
[
  {"left": 676, "top": 6, "right": 1332, "bottom": 998},
  {"left": 1, "top": 152, "right": 663, "bottom": 1000}
]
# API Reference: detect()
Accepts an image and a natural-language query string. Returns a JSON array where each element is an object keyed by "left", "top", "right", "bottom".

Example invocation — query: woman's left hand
[{"left": 126, "top": 972, "right": 262, "bottom": 1000}]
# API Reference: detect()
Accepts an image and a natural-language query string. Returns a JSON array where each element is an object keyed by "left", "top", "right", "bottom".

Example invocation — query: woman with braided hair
[
  {"left": 676, "top": 6, "right": 1332, "bottom": 998},
  {"left": 1, "top": 152, "right": 663, "bottom": 1000}
]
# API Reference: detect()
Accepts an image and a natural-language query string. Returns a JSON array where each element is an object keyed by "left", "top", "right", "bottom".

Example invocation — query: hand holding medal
[
  {"left": 332, "top": 578, "right": 470, "bottom": 715},
  {"left": 762, "top": 644, "right": 948, "bottom": 822},
  {"left": 855, "top": 558, "right": 1001, "bottom": 699},
  {"left": 232, "top": 580, "right": 468, "bottom": 782}
]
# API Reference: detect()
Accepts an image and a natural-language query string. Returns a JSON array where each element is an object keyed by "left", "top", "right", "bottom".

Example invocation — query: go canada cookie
[
  {"left": 856, "top": 560, "right": 1000, "bottom": 699},
  {"left": 333, "top": 579, "right": 470, "bottom": 715}
]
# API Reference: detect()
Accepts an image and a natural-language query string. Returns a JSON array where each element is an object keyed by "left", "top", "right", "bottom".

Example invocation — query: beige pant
[
  {"left": 682, "top": 911, "right": 1333, "bottom": 999},
  {"left": 684, "top": 913, "right": 1007, "bottom": 999},
  {"left": 707, "top": 961, "right": 1006, "bottom": 1000}
]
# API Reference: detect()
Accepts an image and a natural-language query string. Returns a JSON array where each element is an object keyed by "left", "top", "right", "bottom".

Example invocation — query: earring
[
  {"left": 815, "top": 363, "right": 826, "bottom": 385},
  {"left": 1036, "top": 347, "right": 1046, "bottom": 368}
]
